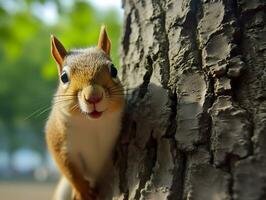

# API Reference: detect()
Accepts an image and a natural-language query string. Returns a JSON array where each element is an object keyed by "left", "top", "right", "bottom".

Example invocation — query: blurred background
[{"left": 0, "top": 0, "right": 122, "bottom": 199}]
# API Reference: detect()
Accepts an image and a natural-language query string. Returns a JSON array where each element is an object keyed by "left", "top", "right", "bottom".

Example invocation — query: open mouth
[{"left": 88, "top": 110, "right": 103, "bottom": 119}]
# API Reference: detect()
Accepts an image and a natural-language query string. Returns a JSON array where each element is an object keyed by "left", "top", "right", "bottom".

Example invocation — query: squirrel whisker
[
  {"left": 24, "top": 104, "right": 53, "bottom": 120},
  {"left": 54, "top": 94, "right": 79, "bottom": 98},
  {"left": 25, "top": 99, "right": 74, "bottom": 120}
]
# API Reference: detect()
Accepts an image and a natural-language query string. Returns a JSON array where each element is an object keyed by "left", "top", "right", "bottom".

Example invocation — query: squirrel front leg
[
  {"left": 53, "top": 151, "right": 97, "bottom": 200},
  {"left": 67, "top": 162, "right": 98, "bottom": 200},
  {"left": 55, "top": 152, "right": 97, "bottom": 200},
  {"left": 46, "top": 130, "right": 97, "bottom": 200},
  {"left": 71, "top": 186, "right": 97, "bottom": 200}
]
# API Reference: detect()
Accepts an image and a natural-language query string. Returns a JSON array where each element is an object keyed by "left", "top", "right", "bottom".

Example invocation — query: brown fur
[{"left": 46, "top": 27, "right": 124, "bottom": 200}]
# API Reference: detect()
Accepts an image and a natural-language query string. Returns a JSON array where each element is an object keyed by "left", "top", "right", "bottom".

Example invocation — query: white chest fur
[{"left": 65, "top": 111, "right": 122, "bottom": 185}]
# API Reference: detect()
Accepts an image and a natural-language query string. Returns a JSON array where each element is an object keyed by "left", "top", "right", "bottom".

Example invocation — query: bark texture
[{"left": 112, "top": 0, "right": 266, "bottom": 199}]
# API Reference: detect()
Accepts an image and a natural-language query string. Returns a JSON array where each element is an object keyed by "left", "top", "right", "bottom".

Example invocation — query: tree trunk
[{"left": 112, "top": 0, "right": 266, "bottom": 199}]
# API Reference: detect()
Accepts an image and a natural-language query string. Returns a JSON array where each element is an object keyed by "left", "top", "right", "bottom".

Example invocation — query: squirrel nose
[{"left": 86, "top": 94, "right": 103, "bottom": 104}]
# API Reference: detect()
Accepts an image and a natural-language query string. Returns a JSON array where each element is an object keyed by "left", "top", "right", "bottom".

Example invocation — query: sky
[
  {"left": 32, "top": 0, "right": 123, "bottom": 25},
  {"left": 0, "top": 0, "right": 123, "bottom": 25},
  {"left": 89, "top": 0, "right": 122, "bottom": 11}
]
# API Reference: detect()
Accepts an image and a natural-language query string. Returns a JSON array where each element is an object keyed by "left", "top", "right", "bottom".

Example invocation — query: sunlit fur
[
  {"left": 46, "top": 47, "right": 124, "bottom": 200},
  {"left": 54, "top": 47, "right": 124, "bottom": 118}
]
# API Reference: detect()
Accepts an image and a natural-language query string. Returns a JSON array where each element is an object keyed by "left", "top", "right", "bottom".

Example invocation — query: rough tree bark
[{"left": 111, "top": 0, "right": 266, "bottom": 199}]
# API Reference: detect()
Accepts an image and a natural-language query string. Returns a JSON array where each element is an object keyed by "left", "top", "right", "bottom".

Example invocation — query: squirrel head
[{"left": 50, "top": 26, "right": 124, "bottom": 120}]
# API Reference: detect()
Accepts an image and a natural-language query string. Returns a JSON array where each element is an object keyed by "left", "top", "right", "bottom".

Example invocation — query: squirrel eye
[
  {"left": 60, "top": 71, "right": 69, "bottom": 83},
  {"left": 110, "top": 64, "right": 117, "bottom": 78}
]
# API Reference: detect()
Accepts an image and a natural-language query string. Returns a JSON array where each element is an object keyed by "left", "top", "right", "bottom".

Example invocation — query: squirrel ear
[
  {"left": 97, "top": 25, "right": 111, "bottom": 56},
  {"left": 51, "top": 35, "right": 67, "bottom": 74}
]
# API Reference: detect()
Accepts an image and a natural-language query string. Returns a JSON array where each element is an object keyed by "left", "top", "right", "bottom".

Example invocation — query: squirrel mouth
[{"left": 88, "top": 110, "right": 103, "bottom": 119}]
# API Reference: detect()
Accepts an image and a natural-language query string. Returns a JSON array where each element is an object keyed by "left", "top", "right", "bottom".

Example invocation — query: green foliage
[{"left": 0, "top": 0, "right": 122, "bottom": 152}]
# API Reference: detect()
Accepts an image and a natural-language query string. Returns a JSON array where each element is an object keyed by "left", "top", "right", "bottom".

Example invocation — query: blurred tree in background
[{"left": 0, "top": 0, "right": 122, "bottom": 153}]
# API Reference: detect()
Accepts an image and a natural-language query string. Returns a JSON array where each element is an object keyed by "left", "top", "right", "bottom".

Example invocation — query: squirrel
[{"left": 45, "top": 26, "right": 125, "bottom": 200}]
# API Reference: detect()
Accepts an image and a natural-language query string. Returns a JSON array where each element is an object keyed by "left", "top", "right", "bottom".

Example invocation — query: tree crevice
[{"left": 116, "top": 0, "right": 266, "bottom": 199}]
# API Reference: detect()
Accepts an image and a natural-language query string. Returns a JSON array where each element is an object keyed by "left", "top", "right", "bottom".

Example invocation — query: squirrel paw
[{"left": 72, "top": 189, "right": 98, "bottom": 200}]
